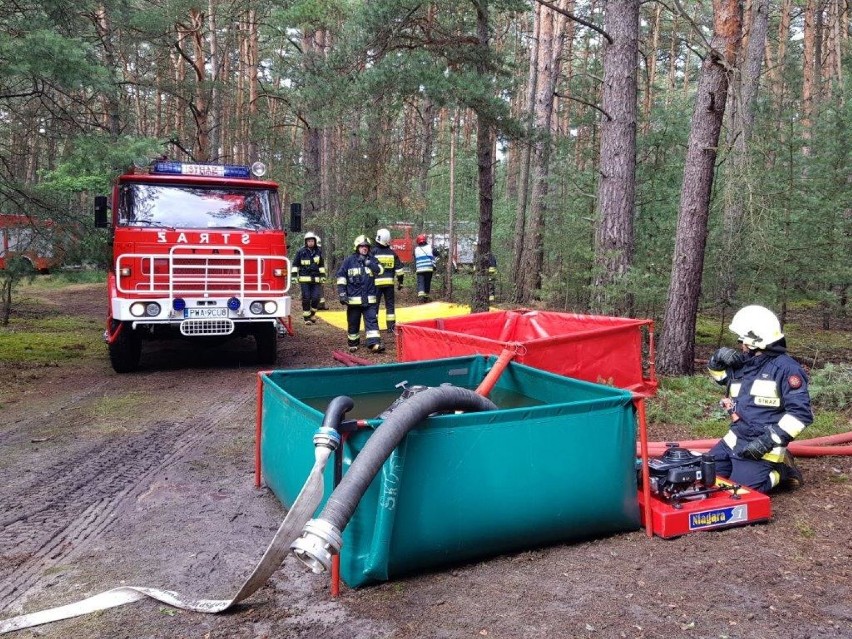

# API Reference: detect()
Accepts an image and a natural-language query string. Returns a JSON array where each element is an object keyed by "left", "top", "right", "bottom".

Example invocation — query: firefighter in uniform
[
  {"left": 372, "top": 228, "right": 404, "bottom": 332},
  {"left": 707, "top": 305, "right": 812, "bottom": 493},
  {"left": 337, "top": 235, "right": 385, "bottom": 353},
  {"left": 291, "top": 232, "right": 326, "bottom": 324},
  {"left": 414, "top": 233, "right": 435, "bottom": 303},
  {"left": 487, "top": 253, "right": 497, "bottom": 303},
  {"left": 316, "top": 235, "right": 328, "bottom": 310}
]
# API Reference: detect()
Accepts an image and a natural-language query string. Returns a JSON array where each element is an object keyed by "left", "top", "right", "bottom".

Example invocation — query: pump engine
[{"left": 643, "top": 443, "right": 718, "bottom": 506}]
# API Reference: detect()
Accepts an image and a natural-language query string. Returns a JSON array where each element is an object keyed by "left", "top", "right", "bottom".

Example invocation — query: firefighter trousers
[
  {"left": 300, "top": 283, "right": 322, "bottom": 318},
  {"left": 376, "top": 286, "right": 396, "bottom": 329},
  {"left": 346, "top": 304, "right": 381, "bottom": 348}
]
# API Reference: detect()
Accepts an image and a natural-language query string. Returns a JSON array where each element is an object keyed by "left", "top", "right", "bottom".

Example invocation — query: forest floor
[{"left": 0, "top": 283, "right": 850, "bottom": 639}]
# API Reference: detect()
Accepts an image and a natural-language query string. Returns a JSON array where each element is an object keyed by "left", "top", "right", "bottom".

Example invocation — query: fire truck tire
[
  {"left": 255, "top": 324, "right": 278, "bottom": 365},
  {"left": 109, "top": 324, "right": 142, "bottom": 373}
]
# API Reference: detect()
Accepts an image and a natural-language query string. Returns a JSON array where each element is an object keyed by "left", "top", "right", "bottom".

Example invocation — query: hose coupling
[
  {"left": 313, "top": 426, "right": 341, "bottom": 451},
  {"left": 291, "top": 518, "right": 342, "bottom": 574}
]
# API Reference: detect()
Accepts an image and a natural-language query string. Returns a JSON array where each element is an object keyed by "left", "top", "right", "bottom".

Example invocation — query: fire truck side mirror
[
  {"left": 289, "top": 202, "right": 302, "bottom": 233},
  {"left": 94, "top": 196, "right": 110, "bottom": 228}
]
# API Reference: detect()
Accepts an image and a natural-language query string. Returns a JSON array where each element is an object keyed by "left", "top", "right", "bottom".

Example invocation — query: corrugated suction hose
[{"left": 291, "top": 385, "right": 497, "bottom": 573}]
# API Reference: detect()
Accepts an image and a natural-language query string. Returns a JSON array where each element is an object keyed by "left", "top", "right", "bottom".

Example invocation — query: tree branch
[
  {"left": 532, "top": 0, "right": 612, "bottom": 44},
  {"left": 554, "top": 91, "right": 612, "bottom": 121}
]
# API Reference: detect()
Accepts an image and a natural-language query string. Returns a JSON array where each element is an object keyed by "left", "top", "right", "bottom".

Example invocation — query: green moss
[{"left": 0, "top": 312, "right": 102, "bottom": 365}]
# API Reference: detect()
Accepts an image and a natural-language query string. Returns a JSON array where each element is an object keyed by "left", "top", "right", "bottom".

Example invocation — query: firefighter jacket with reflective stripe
[
  {"left": 372, "top": 244, "right": 403, "bottom": 287},
  {"left": 291, "top": 246, "right": 326, "bottom": 283},
  {"left": 414, "top": 244, "right": 435, "bottom": 273},
  {"left": 487, "top": 253, "right": 497, "bottom": 275},
  {"left": 715, "top": 347, "right": 812, "bottom": 462},
  {"left": 336, "top": 253, "right": 383, "bottom": 305}
]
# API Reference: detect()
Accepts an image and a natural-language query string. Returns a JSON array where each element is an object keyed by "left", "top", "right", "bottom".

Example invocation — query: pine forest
[{"left": 1, "top": 0, "right": 850, "bottom": 374}]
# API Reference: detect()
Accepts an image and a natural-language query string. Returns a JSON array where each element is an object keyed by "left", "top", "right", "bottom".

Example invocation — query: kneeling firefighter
[
  {"left": 706, "top": 305, "right": 812, "bottom": 492},
  {"left": 336, "top": 235, "right": 385, "bottom": 353}
]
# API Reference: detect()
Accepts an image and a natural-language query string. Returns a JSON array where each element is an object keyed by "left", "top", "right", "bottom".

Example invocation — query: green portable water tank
[{"left": 260, "top": 355, "right": 639, "bottom": 587}]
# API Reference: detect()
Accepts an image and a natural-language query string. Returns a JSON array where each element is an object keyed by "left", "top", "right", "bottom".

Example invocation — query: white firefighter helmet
[
  {"left": 376, "top": 228, "right": 391, "bottom": 246},
  {"left": 304, "top": 231, "right": 318, "bottom": 244},
  {"left": 729, "top": 305, "right": 784, "bottom": 349},
  {"left": 353, "top": 234, "right": 370, "bottom": 250}
]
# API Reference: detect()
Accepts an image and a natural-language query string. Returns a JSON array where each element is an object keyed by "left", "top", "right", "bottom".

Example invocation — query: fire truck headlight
[
  {"left": 250, "top": 301, "right": 264, "bottom": 314},
  {"left": 145, "top": 303, "right": 161, "bottom": 317},
  {"left": 227, "top": 297, "right": 241, "bottom": 311},
  {"left": 130, "top": 303, "right": 146, "bottom": 317},
  {"left": 251, "top": 161, "right": 267, "bottom": 177},
  {"left": 120, "top": 267, "right": 131, "bottom": 277},
  {"left": 273, "top": 268, "right": 285, "bottom": 277},
  {"left": 172, "top": 298, "right": 186, "bottom": 312},
  {"left": 263, "top": 301, "right": 278, "bottom": 314}
]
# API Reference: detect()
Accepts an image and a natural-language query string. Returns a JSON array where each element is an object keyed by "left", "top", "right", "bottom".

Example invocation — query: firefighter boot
[
  {"left": 369, "top": 342, "right": 385, "bottom": 353},
  {"left": 780, "top": 451, "right": 804, "bottom": 489}
]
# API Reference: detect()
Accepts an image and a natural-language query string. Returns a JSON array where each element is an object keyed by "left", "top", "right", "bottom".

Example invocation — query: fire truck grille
[
  {"left": 180, "top": 319, "right": 235, "bottom": 336},
  {"left": 116, "top": 248, "right": 290, "bottom": 297}
]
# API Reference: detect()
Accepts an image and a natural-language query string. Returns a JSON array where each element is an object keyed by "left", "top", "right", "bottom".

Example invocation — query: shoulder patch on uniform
[{"left": 788, "top": 374, "right": 802, "bottom": 389}]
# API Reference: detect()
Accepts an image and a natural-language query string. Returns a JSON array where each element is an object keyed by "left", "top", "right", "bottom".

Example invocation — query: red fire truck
[{"left": 95, "top": 160, "right": 300, "bottom": 373}]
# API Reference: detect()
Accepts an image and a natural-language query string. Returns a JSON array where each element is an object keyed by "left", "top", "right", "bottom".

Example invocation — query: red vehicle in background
[
  {"left": 0, "top": 214, "right": 62, "bottom": 273},
  {"left": 389, "top": 223, "right": 414, "bottom": 264},
  {"left": 95, "top": 160, "right": 300, "bottom": 373}
]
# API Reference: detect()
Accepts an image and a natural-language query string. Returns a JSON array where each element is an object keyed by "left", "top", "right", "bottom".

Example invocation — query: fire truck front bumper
[{"left": 111, "top": 296, "right": 291, "bottom": 337}]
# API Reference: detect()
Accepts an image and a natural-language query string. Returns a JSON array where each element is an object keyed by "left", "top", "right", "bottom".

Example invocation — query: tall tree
[
  {"left": 472, "top": 0, "right": 496, "bottom": 313},
  {"left": 591, "top": 0, "right": 639, "bottom": 316},
  {"left": 718, "top": 0, "right": 769, "bottom": 310},
  {"left": 658, "top": 0, "right": 742, "bottom": 375},
  {"left": 517, "top": 0, "right": 566, "bottom": 304}
]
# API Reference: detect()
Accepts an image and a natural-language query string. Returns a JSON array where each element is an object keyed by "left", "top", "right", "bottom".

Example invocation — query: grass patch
[
  {"left": 0, "top": 316, "right": 103, "bottom": 365},
  {"left": 20, "top": 270, "right": 107, "bottom": 290},
  {"left": 645, "top": 374, "right": 725, "bottom": 434}
]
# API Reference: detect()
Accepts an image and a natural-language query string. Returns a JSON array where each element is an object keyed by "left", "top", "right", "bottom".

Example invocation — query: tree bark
[
  {"left": 518, "top": 1, "right": 565, "bottom": 304},
  {"left": 719, "top": 0, "right": 768, "bottom": 308},
  {"left": 511, "top": 2, "right": 540, "bottom": 293},
  {"left": 472, "top": 0, "right": 494, "bottom": 314},
  {"left": 591, "top": 0, "right": 639, "bottom": 316},
  {"left": 658, "top": 0, "right": 742, "bottom": 376}
]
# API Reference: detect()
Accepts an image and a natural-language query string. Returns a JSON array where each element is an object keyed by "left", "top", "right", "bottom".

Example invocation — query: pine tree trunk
[
  {"left": 519, "top": 2, "right": 564, "bottom": 304},
  {"left": 658, "top": 0, "right": 742, "bottom": 376},
  {"left": 719, "top": 0, "right": 768, "bottom": 308},
  {"left": 472, "top": 0, "right": 494, "bottom": 314},
  {"left": 511, "top": 2, "right": 540, "bottom": 294},
  {"left": 591, "top": 0, "right": 639, "bottom": 316}
]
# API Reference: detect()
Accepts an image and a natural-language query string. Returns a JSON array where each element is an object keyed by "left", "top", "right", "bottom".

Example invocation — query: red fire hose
[{"left": 640, "top": 430, "right": 852, "bottom": 457}]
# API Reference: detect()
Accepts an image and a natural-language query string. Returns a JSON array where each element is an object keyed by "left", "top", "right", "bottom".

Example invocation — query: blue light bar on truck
[{"left": 152, "top": 161, "right": 252, "bottom": 178}]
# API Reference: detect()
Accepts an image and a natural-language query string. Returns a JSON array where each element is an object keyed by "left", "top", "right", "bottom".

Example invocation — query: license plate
[{"left": 184, "top": 308, "right": 228, "bottom": 318}]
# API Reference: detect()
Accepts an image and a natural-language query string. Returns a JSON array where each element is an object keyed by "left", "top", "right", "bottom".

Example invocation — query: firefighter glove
[
  {"left": 338, "top": 295, "right": 347, "bottom": 306},
  {"left": 708, "top": 347, "right": 746, "bottom": 372},
  {"left": 741, "top": 433, "right": 775, "bottom": 460},
  {"left": 396, "top": 276, "right": 403, "bottom": 290}
]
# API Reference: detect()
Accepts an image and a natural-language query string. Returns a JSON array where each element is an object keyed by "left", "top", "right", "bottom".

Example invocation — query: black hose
[
  {"left": 321, "top": 395, "right": 355, "bottom": 432},
  {"left": 317, "top": 386, "right": 497, "bottom": 532}
]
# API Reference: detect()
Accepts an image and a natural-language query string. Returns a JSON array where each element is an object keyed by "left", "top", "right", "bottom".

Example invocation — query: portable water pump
[{"left": 637, "top": 443, "right": 772, "bottom": 537}]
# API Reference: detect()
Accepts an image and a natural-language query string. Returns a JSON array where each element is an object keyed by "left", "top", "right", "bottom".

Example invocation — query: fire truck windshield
[{"left": 118, "top": 184, "right": 281, "bottom": 230}]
